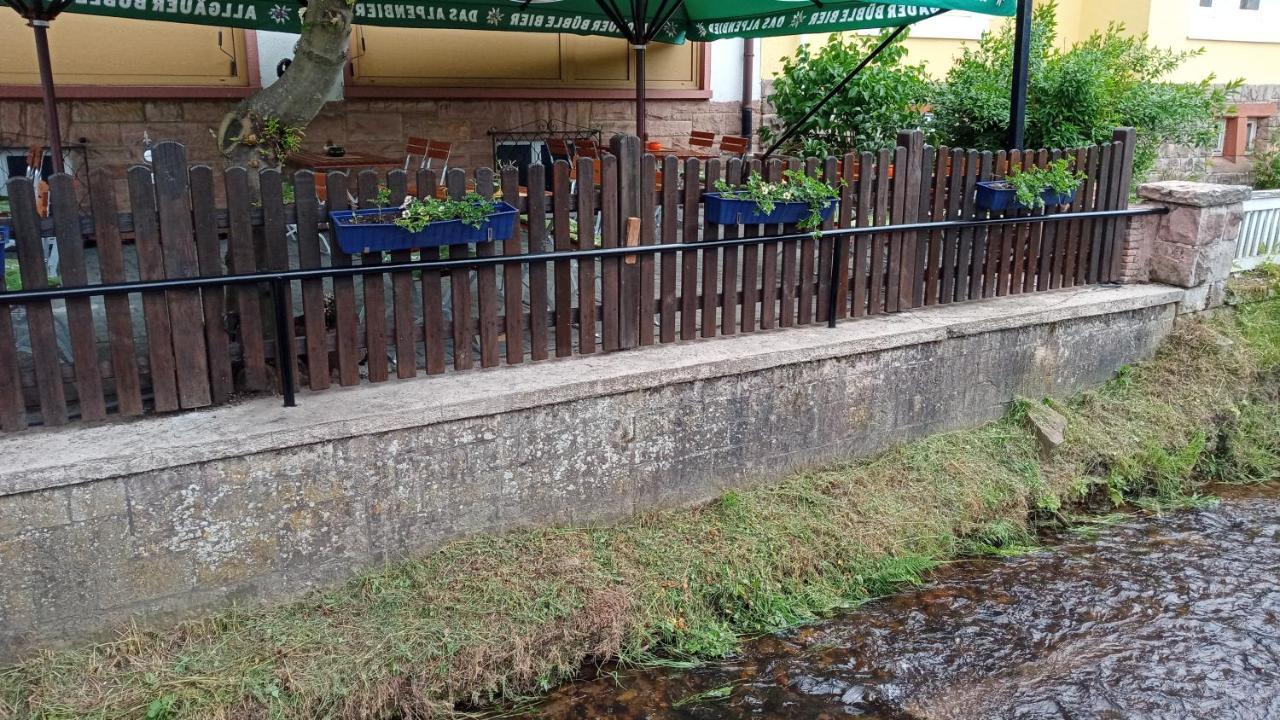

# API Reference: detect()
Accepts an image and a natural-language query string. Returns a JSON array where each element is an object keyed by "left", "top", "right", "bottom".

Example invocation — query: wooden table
[{"left": 286, "top": 149, "right": 401, "bottom": 172}]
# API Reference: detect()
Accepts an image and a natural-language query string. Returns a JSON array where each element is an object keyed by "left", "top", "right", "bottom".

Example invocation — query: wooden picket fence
[{"left": 0, "top": 129, "right": 1136, "bottom": 432}]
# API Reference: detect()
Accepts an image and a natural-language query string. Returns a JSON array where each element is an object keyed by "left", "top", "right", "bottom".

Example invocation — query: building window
[
  {"left": 1188, "top": 0, "right": 1277, "bottom": 43},
  {"left": 0, "top": 14, "right": 248, "bottom": 87}
]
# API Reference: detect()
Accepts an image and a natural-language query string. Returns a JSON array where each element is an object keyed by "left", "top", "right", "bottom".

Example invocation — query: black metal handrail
[
  {"left": 1, "top": 205, "right": 1167, "bottom": 409},
  {"left": 0, "top": 207, "right": 1165, "bottom": 304}
]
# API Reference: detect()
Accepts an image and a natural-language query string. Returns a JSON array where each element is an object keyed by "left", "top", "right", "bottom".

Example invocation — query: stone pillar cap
[{"left": 1137, "top": 181, "right": 1253, "bottom": 207}]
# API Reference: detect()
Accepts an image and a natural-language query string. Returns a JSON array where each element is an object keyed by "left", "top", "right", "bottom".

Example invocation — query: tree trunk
[{"left": 216, "top": 0, "right": 352, "bottom": 170}]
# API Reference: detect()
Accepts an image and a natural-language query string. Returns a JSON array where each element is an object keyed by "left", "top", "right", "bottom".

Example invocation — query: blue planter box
[
  {"left": 329, "top": 202, "right": 518, "bottom": 254},
  {"left": 975, "top": 181, "right": 1079, "bottom": 212},
  {"left": 703, "top": 193, "right": 837, "bottom": 226}
]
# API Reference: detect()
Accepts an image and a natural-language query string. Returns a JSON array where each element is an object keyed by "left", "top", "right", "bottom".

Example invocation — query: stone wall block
[
  {"left": 1136, "top": 180, "right": 1250, "bottom": 311},
  {"left": 143, "top": 101, "right": 184, "bottom": 122},
  {"left": 70, "top": 101, "right": 145, "bottom": 124}
]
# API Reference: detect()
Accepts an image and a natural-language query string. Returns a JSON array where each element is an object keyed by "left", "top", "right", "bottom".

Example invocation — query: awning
[{"left": 55, "top": 1, "right": 1012, "bottom": 40}]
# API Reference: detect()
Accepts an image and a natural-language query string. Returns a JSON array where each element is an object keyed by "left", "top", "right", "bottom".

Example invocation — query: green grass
[{"left": 2, "top": 272, "right": 1278, "bottom": 720}]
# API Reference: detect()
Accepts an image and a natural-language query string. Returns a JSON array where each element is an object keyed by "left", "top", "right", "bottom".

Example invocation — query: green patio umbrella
[{"left": 4, "top": 0, "right": 1018, "bottom": 166}]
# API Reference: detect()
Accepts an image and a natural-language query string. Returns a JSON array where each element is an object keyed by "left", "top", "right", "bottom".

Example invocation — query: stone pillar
[{"left": 1133, "top": 181, "right": 1251, "bottom": 313}]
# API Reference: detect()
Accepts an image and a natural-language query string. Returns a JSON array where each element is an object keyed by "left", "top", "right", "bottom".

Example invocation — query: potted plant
[
  {"left": 329, "top": 186, "right": 518, "bottom": 254},
  {"left": 705, "top": 169, "right": 841, "bottom": 236},
  {"left": 975, "top": 158, "right": 1085, "bottom": 212}
]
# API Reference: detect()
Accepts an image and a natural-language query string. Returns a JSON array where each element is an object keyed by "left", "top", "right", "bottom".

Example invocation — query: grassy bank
[{"left": 3, "top": 272, "right": 1278, "bottom": 720}]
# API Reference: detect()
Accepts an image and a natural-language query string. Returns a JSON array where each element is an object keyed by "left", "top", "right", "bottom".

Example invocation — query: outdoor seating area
[{"left": 0, "top": 128, "right": 1146, "bottom": 432}]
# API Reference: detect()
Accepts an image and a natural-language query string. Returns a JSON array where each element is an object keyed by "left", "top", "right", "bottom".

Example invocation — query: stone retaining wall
[{"left": 0, "top": 284, "right": 1183, "bottom": 662}]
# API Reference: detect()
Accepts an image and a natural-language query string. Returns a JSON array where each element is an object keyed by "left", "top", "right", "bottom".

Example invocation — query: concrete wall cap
[{"left": 1137, "top": 181, "right": 1253, "bottom": 207}]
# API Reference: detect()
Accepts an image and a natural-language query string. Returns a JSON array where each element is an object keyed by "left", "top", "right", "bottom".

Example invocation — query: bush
[
  {"left": 929, "top": 0, "right": 1238, "bottom": 184},
  {"left": 761, "top": 30, "right": 930, "bottom": 158},
  {"left": 1254, "top": 148, "right": 1280, "bottom": 191}
]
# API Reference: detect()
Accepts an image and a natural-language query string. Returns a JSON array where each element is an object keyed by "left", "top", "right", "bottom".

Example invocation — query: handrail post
[{"left": 270, "top": 277, "right": 297, "bottom": 408}]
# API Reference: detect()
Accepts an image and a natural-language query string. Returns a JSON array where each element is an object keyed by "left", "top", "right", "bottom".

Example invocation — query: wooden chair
[
  {"left": 546, "top": 137, "right": 575, "bottom": 165},
  {"left": 424, "top": 141, "right": 452, "bottom": 174},
  {"left": 26, "top": 146, "right": 50, "bottom": 217},
  {"left": 403, "top": 136, "right": 430, "bottom": 172},
  {"left": 573, "top": 138, "right": 601, "bottom": 159},
  {"left": 720, "top": 135, "right": 751, "bottom": 158},
  {"left": 689, "top": 130, "right": 716, "bottom": 152}
]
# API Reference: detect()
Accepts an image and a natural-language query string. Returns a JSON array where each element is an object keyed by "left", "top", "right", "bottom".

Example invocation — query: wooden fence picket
[
  {"left": 680, "top": 158, "right": 700, "bottom": 340},
  {"left": 578, "top": 157, "right": 599, "bottom": 353},
  {"left": 553, "top": 161, "right": 575, "bottom": 357},
  {"left": 0, "top": 261, "right": 23, "bottom": 429},
  {"left": 832, "top": 153, "right": 856, "bottom": 320},
  {"left": 48, "top": 174, "right": 105, "bottom": 422},
  {"left": 190, "top": 166, "right": 234, "bottom": 401},
  {"left": 384, "top": 169, "right": 419, "bottom": 380},
  {"left": 600, "top": 156, "right": 622, "bottom": 352},
  {"left": 701, "top": 158, "right": 721, "bottom": 338},
  {"left": 721, "top": 157, "right": 743, "bottom": 335},
  {"left": 151, "top": 143, "right": 212, "bottom": 408},
  {"left": 638, "top": 154, "right": 658, "bottom": 346},
  {"left": 325, "top": 171, "right": 362, "bottom": 386},
  {"left": 10, "top": 178, "right": 68, "bottom": 425},
  {"left": 798, "top": 157, "right": 819, "bottom": 325},
  {"left": 260, "top": 168, "right": 297, "bottom": 396},
  {"left": 419, "top": 169, "right": 448, "bottom": 375},
  {"left": 87, "top": 173, "right": 144, "bottom": 418},
  {"left": 526, "top": 164, "right": 551, "bottom": 361},
  {"left": 130, "top": 167, "right": 182, "bottom": 409},
  {"left": 293, "top": 171, "right": 330, "bottom": 391},
  {"left": 658, "top": 155, "right": 679, "bottom": 343}
]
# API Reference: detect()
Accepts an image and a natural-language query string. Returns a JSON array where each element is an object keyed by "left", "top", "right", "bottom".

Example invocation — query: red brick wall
[{"left": 1, "top": 96, "right": 746, "bottom": 200}]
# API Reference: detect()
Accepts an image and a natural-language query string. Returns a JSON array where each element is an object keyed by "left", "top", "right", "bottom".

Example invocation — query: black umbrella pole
[
  {"left": 31, "top": 20, "right": 64, "bottom": 174},
  {"left": 1008, "top": 0, "right": 1032, "bottom": 150},
  {"left": 635, "top": 44, "right": 647, "bottom": 141}
]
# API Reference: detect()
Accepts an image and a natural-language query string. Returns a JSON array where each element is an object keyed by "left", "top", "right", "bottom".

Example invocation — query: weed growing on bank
[{"left": 2, "top": 272, "right": 1277, "bottom": 720}]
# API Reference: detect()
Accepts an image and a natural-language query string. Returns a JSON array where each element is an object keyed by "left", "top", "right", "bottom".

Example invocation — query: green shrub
[
  {"left": 760, "top": 30, "right": 930, "bottom": 158},
  {"left": 929, "top": 0, "right": 1238, "bottom": 184},
  {"left": 1254, "top": 148, "right": 1280, "bottom": 191}
]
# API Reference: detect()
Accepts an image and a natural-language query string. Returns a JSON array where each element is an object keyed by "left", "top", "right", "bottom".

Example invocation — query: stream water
[{"left": 528, "top": 483, "right": 1280, "bottom": 720}]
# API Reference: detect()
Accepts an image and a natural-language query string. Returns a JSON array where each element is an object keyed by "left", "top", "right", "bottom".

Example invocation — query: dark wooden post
[{"left": 611, "top": 134, "right": 643, "bottom": 349}]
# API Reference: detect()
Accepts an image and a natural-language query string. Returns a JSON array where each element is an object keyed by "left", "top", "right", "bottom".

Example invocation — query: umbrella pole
[
  {"left": 634, "top": 43, "right": 647, "bottom": 140},
  {"left": 1008, "top": 0, "right": 1033, "bottom": 150},
  {"left": 30, "top": 18, "right": 65, "bottom": 174}
]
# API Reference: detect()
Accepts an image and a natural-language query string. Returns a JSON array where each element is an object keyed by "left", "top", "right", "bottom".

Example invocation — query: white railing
[{"left": 1236, "top": 189, "right": 1280, "bottom": 271}]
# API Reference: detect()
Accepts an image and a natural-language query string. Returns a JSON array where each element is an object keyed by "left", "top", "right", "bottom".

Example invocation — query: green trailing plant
[
  {"left": 929, "top": 0, "right": 1239, "bottom": 186},
  {"left": 1001, "top": 158, "right": 1085, "bottom": 209},
  {"left": 761, "top": 29, "right": 930, "bottom": 157},
  {"left": 1253, "top": 148, "right": 1280, "bottom": 191},
  {"left": 232, "top": 114, "right": 305, "bottom": 167},
  {"left": 392, "top": 192, "right": 497, "bottom": 233},
  {"left": 714, "top": 169, "right": 841, "bottom": 236}
]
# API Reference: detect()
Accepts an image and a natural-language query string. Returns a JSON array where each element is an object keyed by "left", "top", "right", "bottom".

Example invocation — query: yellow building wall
[
  {"left": 1144, "top": 2, "right": 1280, "bottom": 85},
  {"left": 761, "top": 0, "right": 1278, "bottom": 86}
]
